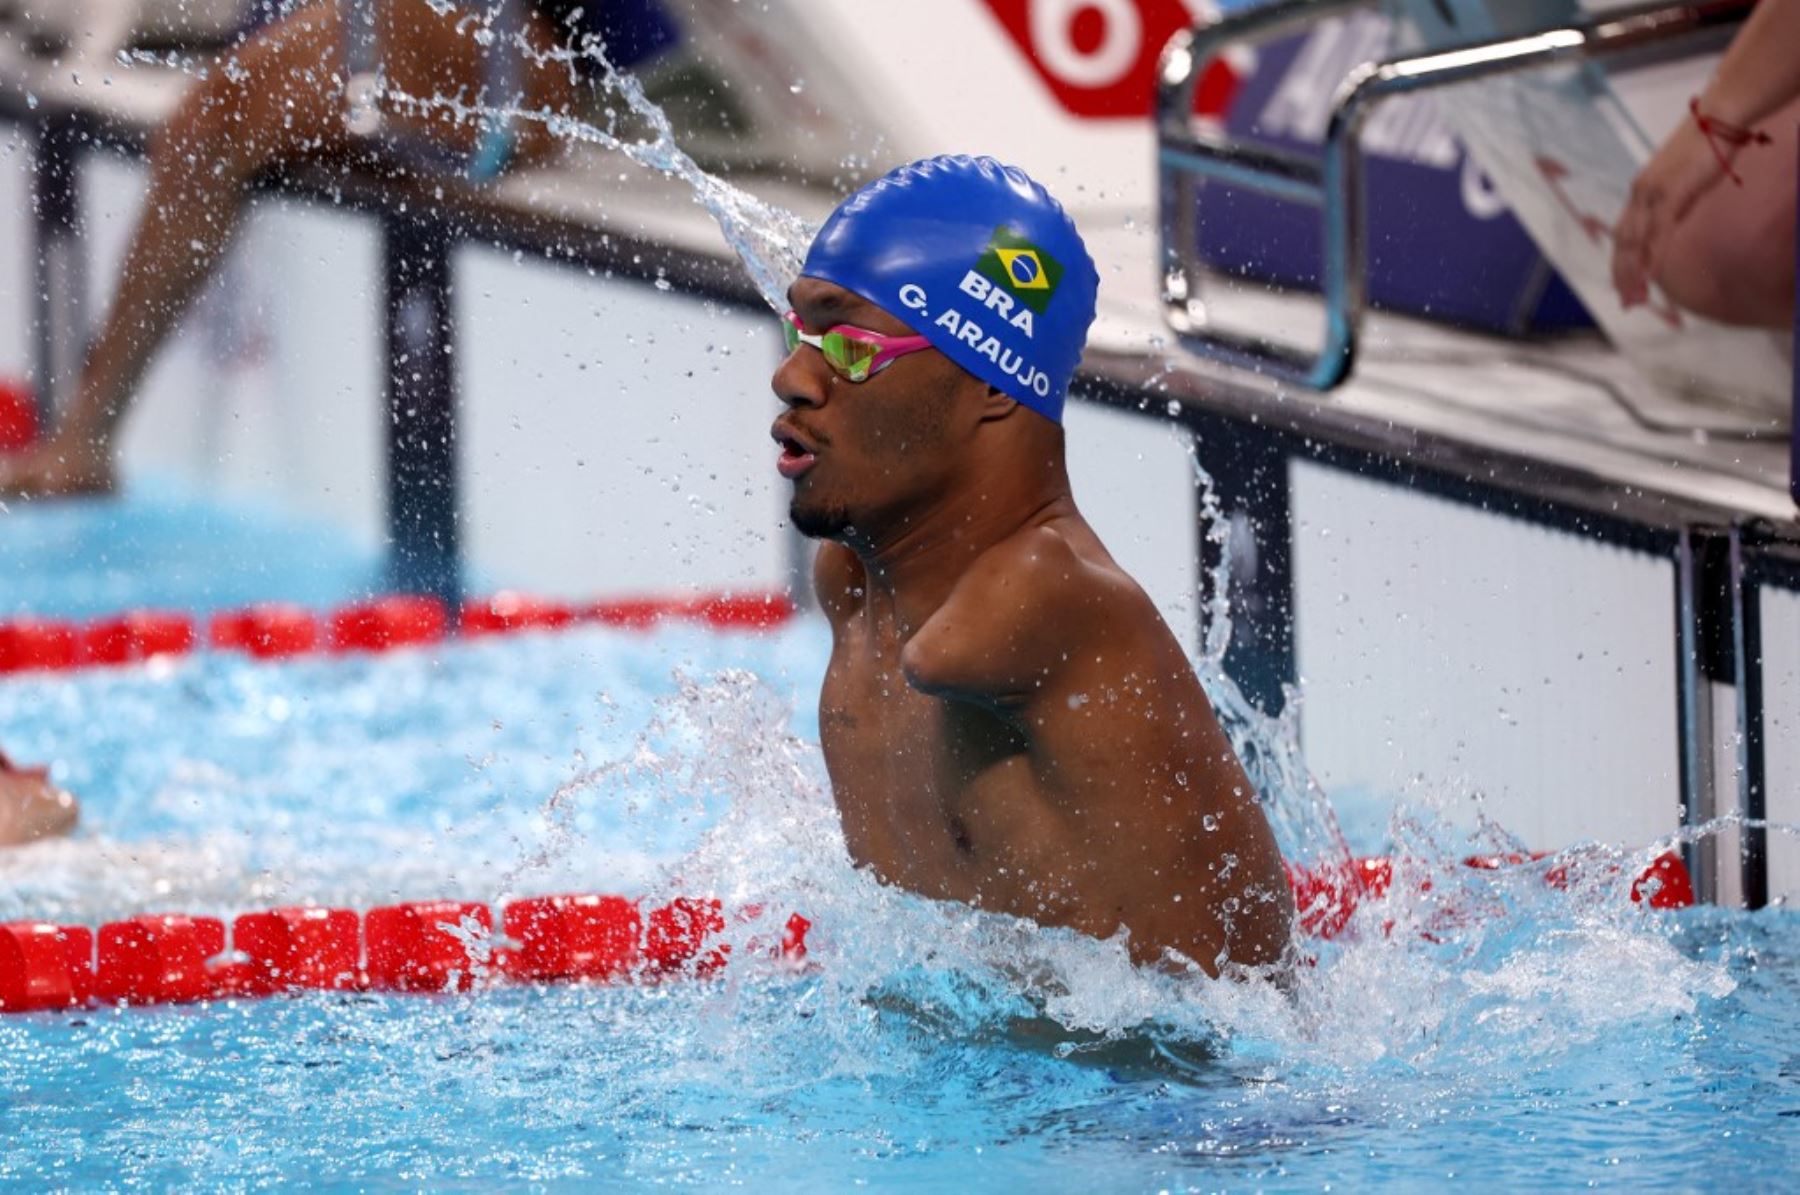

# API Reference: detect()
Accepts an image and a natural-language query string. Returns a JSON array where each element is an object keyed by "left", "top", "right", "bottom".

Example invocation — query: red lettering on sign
[{"left": 978, "top": 0, "right": 1229, "bottom": 119}]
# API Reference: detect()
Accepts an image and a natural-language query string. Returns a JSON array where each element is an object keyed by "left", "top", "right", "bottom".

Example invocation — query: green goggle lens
[{"left": 784, "top": 321, "right": 881, "bottom": 382}]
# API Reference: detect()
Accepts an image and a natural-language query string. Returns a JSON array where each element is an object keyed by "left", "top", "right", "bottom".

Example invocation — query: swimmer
[
  {"left": 1, "top": 1, "right": 668, "bottom": 498},
  {"left": 772, "top": 156, "right": 1293, "bottom": 978},
  {"left": 1612, "top": 0, "right": 1799, "bottom": 329},
  {"left": 0, "top": 750, "right": 78, "bottom": 847}
]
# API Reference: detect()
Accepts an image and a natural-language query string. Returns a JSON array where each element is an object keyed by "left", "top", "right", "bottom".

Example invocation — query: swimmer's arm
[{"left": 900, "top": 529, "right": 1098, "bottom": 706}]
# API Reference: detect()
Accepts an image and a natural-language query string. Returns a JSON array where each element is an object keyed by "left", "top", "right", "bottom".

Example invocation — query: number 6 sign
[{"left": 980, "top": 0, "right": 1235, "bottom": 119}]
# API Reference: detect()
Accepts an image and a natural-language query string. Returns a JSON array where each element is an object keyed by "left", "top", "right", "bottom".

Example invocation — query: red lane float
[
  {"left": 209, "top": 603, "right": 320, "bottom": 659},
  {"left": 687, "top": 593, "right": 798, "bottom": 632},
  {"left": 96, "top": 915, "right": 227, "bottom": 1005},
  {"left": 1628, "top": 852, "right": 1697, "bottom": 907},
  {"left": 585, "top": 598, "right": 673, "bottom": 630},
  {"left": 462, "top": 594, "right": 576, "bottom": 637},
  {"left": 1, "top": 852, "right": 1690, "bottom": 1013},
  {"left": 0, "top": 618, "right": 83, "bottom": 673},
  {"left": 0, "top": 923, "right": 91, "bottom": 1012},
  {"left": 0, "top": 589, "right": 798, "bottom": 677},
  {"left": 502, "top": 894, "right": 641, "bottom": 982},
  {"left": 365, "top": 901, "right": 492, "bottom": 992},
  {"left": 1285, "top": 850, "right": 1695, "bottom": 940},
  {"left": 330, "top": 596, "right": 448, "bottom": 653},
  {"left": 0, "top": 895, "right": 810, "bottom": 1014},
  {"left": 585, "top": 592, "right": 797, "bottom": 632},
  {"left": 232, "top": 907, "right": 362, "bottom": 994},
  {"left": 644, "top": 897, "right": 729, "bottom": 977},
  {"left": 0, "top": 377, "right": 37, "bottom": 450},
  {"left": 84, "top": 611, "right": 196, "bottom": 664}
]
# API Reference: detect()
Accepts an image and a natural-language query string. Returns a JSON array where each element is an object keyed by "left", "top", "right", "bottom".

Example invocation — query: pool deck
[{"left": 1086, "top": 219, "right": 1796, "bottom": 530}]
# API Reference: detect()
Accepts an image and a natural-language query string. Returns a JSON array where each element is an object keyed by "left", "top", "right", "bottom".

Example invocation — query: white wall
[
  {"left": 83, "top": 150, "right": 386, "bottom": 543},
  {"left": 1064, "top": 402, "right": 1199, "bottom": 657},
  {"left": 803, "top": 0, "right": 1156, "bottom": 212},
  {"left": 456, "top": 245, "right": 788, "bottom": 598},
  {"left": 1291, "top": 458, "right": 1682, "bottom": 852},
  {"left": 455, "top": 248, "right": 1203, "bottom": 623},
  {"left": 0, "top": 122, "right": 32, "bottom": 379},
  {"left": 1764, "top": 584, "right": 1800, "bottom": 903}
]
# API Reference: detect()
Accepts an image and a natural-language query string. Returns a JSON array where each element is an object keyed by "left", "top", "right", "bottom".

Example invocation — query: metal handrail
[{"left": 1156, "top": 0, "right": 1756, "bottom": 393}]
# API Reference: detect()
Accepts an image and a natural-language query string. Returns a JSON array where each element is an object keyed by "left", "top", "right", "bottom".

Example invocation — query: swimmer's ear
[{"left": 977, "top": 385, "right": 1020, "bottom": 422}]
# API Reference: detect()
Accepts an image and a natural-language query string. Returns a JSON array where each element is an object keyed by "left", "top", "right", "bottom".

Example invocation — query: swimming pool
[
  {"left": 0, "top": 483, "right": 1793, "bottom": 1187},
  {"left": 0, "top": 479, "right": 389, "bottom": 621},
  {"left": 1, "top": 599, "right": 1795, "bottom": 1188}
]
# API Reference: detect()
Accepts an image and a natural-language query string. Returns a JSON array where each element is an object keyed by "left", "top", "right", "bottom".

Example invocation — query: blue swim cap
[{"left": 799, "top": 155, "right": 1099, "bottom": 424}]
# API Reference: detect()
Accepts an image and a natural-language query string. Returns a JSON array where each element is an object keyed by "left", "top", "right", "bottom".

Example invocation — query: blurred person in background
[
  {"left": 1612, "top": 0, "right": 1799, "bottom": 331},
  {"left": 0, "top": 0, "right": 672, "bottom": 497},
  {"left": 0, "top": 751, "right": 78, "bottom": 846}
]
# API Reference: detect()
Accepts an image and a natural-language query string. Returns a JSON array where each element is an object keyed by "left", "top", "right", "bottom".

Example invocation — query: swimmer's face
[{"left": 771, "top": 277, "right": 986, "bottom": 542}]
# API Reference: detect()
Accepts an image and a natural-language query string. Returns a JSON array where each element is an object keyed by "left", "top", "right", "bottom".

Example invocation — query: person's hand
[
  {"left": 1611, "top": 116, "right": 1734, "bottom": 310},
  {"left": 0, "top": 433, "right": 117, "bottom": 498},
  {"left": 0, "top": 758, "right": 79, "bottom": 846}
]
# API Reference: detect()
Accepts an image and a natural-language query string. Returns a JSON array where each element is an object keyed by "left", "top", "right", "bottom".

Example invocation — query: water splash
[
  {"left": 438, "top": 908, "right": 498, "bottom": 990},
  {"left": 374, "top": 26, "right": 814, "bottom": 311},
  {"left": 485, "top": 440, "right": 1748, "bottom": 1084},
  {"left": 108, "top": 2, "right": 817, "bottom": 310},
  {"left": 1183, "top": 442, "right": 1355, "bottom": 877},
  {"left": 492, "top": 636, "right": 1745, "bottom": 1090},
  {"left": 0, "top": 619, "right": 1781, "bottom": 1184}
]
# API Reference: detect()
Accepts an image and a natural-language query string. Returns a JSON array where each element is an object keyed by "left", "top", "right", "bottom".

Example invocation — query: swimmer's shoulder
[
  {"left": 966, "top": 512, "right": 1148, "bottom": 626},
  {"left": 812, "top": 541, "right": 866, "bottom": 627},
  {"left": 902, "top": 515, "right": 1130, "bottom": 704}
]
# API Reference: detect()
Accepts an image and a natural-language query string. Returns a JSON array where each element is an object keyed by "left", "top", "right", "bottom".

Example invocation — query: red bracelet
[{"left": 1689, "top": 96, "right": 1773, "bottom": 186}]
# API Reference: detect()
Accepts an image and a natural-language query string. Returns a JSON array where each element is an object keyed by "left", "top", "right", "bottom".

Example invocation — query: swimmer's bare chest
[
  {"left": 818, "top": 617, "right": 1071, "bottom": 910},
  {"left": 809, "top": 538, "right": 1293, "bottom": 973}
]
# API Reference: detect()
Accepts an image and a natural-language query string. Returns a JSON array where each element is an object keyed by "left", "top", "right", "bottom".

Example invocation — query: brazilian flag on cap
[{"left": 975, "top": 226, "right": 1064, "bottom": 315}]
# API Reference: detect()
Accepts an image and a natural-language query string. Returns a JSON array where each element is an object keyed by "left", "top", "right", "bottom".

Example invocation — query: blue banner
[{"left": 1194, "top": 17, "right": 1590, "bottom": 334}]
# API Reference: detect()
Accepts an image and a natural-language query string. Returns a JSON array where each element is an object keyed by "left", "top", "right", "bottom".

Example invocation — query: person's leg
[
  {"left": 2, "top": 0, "right": 578, "bottom": 496},
  {"left": 1654, "top": 95, "right": 1800, "bottom": 331},
  {"left": 0, "top": 753, "right": 78, "bottom": 846},
  {"left": 7, "top": 2, "right": 355, "bottom": 496}
]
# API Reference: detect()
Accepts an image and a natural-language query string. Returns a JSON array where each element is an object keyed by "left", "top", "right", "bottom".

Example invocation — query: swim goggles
[{"left": 781, "top": 310, "right": 933, "bottom": 383}]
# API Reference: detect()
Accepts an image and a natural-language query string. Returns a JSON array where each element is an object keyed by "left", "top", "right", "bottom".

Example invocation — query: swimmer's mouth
[{"left": 771, "top": 425, "right": 818, "bottom": 480}]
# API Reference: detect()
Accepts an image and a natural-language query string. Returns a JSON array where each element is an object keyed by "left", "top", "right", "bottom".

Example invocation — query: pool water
[
  {"left": 4, "top": 2, "right": 1793, "bottom": 1180},
  {"left": 1, "top": 617, "right": 1796, "bottom": 1189},
  {"left": 0, "top": 477, "right": 386, "bottom": 620}
]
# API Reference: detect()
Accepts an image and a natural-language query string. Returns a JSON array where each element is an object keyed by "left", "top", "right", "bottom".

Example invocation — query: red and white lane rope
[
  {"left": 0, "top": 852, "right": 1694, "bottom": 1014},
  {"left": 1, "top": 894, "right": 812, "bottom": 1013},
  {"left": 0, "top": 589, "right": 798, "bottom": 676}
]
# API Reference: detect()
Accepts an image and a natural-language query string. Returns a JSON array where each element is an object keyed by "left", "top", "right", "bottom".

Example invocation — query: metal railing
[
  {"left": 1156, "top": 0, "right": 1756, "bottom": 392},
  {"left": 1157, "top": 0, "right": 1792, "bottom": 908}
]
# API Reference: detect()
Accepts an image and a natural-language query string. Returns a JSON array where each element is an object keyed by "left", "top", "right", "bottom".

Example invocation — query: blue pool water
[
  {"left": 0, "top": 622, "right": 1795, "bottom": 1189},
  {"left": 0, "top": 478, "right": 386, "bottom": 619},
  {"left": 1, "top": 493, "right": 1797, "bottom": 1189}
]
